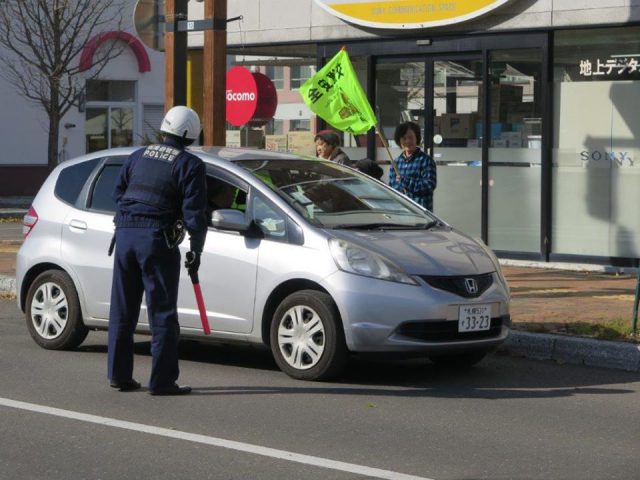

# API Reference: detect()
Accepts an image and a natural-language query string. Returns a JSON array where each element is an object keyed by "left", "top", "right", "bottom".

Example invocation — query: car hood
[{"left": 329, "top": 227, "right": 496, "bottom": 276}]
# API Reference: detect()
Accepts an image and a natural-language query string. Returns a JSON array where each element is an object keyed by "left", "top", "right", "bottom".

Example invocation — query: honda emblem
[{"left": 464, "top": 278, "right": 478, "bottom": 294}]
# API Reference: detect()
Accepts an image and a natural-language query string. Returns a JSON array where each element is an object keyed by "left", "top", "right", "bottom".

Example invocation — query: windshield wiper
[
  {"left": 332, "top": 223, "right": 425, "bottom": 230},
  {"left": 421, "top": 220, "right": 441, "bottom": 230}
]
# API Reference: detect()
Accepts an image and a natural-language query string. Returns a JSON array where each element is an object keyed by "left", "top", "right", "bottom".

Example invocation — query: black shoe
[
  {"left": 110, "top": 379, "right": 141, "bottom": 392},
  {"left": 149, "top": 384, "right": 192, "bottom": 396}
]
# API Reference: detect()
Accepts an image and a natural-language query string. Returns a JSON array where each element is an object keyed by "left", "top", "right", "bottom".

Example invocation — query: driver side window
[{"left": 206, "top": 175, "right": 247, "bottom": 225}]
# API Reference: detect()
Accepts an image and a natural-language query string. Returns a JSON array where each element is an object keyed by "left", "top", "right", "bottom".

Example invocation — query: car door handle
[{"left": 69, "top": 219, "right": 88, "bottom": 231}]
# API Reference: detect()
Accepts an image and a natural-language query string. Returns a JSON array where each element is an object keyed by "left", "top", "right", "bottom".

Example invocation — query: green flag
[{"left": 299, "top": 49, "right": 377, "bottom": 135}]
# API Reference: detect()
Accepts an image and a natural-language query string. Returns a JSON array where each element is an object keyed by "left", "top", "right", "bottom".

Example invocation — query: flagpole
[{"left": 375, "top": 124, "right": 404, "bottom": 190}]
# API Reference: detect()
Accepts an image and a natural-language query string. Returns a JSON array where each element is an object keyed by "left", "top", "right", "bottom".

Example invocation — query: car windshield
[{"left": 235, "top": 158, "right": 437, "bottom": 229}]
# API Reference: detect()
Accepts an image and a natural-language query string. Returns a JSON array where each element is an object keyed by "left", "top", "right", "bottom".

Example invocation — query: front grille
[
  {"left": 395, "top": 316, "right": 507, "bottom": 342},
  {"left": 419, "top": 273, "right": 493, "bottom": 298}
]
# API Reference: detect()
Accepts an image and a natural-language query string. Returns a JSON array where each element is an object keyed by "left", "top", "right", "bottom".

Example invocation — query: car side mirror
[
  {"left": 212, "top": 209, "right": 250, "bottom": 231},
  {"left": 211, "top": 209, "right": 263, "bottom": 238}
]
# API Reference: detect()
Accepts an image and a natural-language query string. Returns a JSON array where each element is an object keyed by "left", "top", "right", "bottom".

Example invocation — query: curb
[
  {"left": 0, "top": 210, "right": 26, "bottom": 219},
  {"left": 500, "top": 258, "right": 639, "bottom": 275},
  {"left": 0, "top": 273, "right": 638, "bottom": 372},
  {"left": 503, "top": 331, "right": 640, "bottom": 372}
]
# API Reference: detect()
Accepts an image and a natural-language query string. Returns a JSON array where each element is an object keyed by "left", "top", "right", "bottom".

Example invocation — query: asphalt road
[{"left": 1, "top": 299, "right": 639, "bottom": 480}]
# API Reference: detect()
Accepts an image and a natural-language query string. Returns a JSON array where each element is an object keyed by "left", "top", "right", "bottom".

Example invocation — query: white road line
[{"left": 0, "top": 396, "right": 434, "bottom": 480}]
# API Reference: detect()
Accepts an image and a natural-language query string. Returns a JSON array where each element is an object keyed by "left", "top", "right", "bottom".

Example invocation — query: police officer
[{"left": 108, "top": 105, "right": 208, "bottom": 395}]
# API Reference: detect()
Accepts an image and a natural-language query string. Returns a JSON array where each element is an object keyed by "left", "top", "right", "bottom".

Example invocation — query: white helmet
[{"left": 160, "top": 105, "right": 201, "bottom": 141}]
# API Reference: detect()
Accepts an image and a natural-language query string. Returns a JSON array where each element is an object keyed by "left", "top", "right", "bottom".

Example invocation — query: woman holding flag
[{"left": 388, "top": 121, "right": 437, "bottom": 212}]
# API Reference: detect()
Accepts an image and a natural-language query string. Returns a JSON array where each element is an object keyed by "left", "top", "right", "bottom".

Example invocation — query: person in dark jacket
[
  {"left": 108, "top": 105, "right": 208, "bottom": 396},
  {"left": 314, "top": 129, "right": 351, "bottom": 165},
  {"left": 205, "top": 177, "right": 237, "bottom": 223},
  {"left": 355, "top": 158, "right": 384, "bottom": 180}
]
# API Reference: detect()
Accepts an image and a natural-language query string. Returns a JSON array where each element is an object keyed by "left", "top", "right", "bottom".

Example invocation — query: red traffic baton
[
  {"left": 186, "top": 253, "right": 211, "bottom": 335},
  {"left": 192, "top": 281, "right": 211, "bottom": 335}
]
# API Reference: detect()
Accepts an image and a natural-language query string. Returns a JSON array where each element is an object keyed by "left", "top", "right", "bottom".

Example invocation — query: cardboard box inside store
[
  {"left": 287, "top": 131, "right": 316, "bottom": 156},
  {"left": 439, "top": 113, "right": 477, "bottom": 139},
  {"left": 265, "top": 134, "right": 288, "bottom": 152},
  {"left": 226, "top": 129, "right": 264, "bottom": 148}
]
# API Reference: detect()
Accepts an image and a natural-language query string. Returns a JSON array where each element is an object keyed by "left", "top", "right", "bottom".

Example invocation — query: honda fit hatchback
[{"left": 16, "top": 147, "right": 510, "bottom": 380}]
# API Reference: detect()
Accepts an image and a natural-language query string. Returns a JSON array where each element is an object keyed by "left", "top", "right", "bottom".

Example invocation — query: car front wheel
[
  {"left": 25, "top": 270, "right": 88, "bottom": 350},
  {"left": 270, "top": 290, "right": 347, "bottom": 381}
]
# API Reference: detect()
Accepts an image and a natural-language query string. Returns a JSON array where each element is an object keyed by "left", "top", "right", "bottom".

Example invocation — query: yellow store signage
[{"left": 314, "top": 0, "right": 513, "bottom": 29}]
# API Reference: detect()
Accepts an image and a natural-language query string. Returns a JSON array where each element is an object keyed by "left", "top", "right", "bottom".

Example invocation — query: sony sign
[{"left": 579, "top": 150, "right": 635, "bottom": 167}]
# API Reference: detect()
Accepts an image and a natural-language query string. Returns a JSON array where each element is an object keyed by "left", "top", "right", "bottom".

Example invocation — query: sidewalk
[{"left": 0, "top": 219, "right": 638, "bottom": 372}]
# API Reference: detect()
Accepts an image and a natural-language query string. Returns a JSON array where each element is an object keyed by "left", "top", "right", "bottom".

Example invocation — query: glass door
[
  {"left": 375, "top": 49, "right": 543, "bottom": 252},
  {"left": 487, "top": 49, "right": 543, "bottom": 253},
  {"left": 375, "top": 59, "right": 426, "bottom": 154},
  {"left": 430, "top": 58, "right": 484, "bottom": 239}
]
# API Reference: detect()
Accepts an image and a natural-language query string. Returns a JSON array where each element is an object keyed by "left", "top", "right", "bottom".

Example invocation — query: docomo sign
[
  {"left": 227, "top": 91, "right": 256, "bottom": 102},
  {"left": 226, "top": 67, "right": 277, "bottom": 127},
  {"left": 313, "top": 0, "right": 514, "bottom": 29}
]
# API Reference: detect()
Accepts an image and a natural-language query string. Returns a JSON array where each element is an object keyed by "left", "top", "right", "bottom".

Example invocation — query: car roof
[
  {"left": 191, "top": 146, "right": 303, "bottom": 162},
  {"left": 67, "top": 146, "right": 312, "bottom": 167}
]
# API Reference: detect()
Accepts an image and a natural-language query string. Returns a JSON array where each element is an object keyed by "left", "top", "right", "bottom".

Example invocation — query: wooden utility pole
[
  {"left": 203, "top": 0, "right": 227, "bottom": 146},
  {"left": 164, "top": 0, "right": 187, "bottom": 109},
  {"left": 164, "top": 0, "right": 226, "bottom": 145}
]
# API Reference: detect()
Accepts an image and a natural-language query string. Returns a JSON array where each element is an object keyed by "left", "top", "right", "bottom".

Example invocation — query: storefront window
[
  {"left": 290, "top": 119, "right": 310, "bottom": 131},
  {"left": 265, "top": 66, "right": 284, "bottom": 90},
  {"left": 86, "top": 107, "right": 134, "bottom": 152},
  {"left": 375, "top": 60, "right": 425, "bottom": 185},
  {"left": 431, "top": 58, "right": 483, "bottom": 237},
  {"left": 488, "top": 49, "right": 542, "bottom": 252},
  {"left": 227, "top": 55, "right": 317, "bottom": 154},
  {"left": 265, "top": 118, "right": 284, "bottom": 135},
  {"left": 290, "top": 65, "right": 315, "bottom": 89},
  {"left": 85, "top": 80, "right": 136, "bottom": 152},
  {"left": 376, "top": 60, "right": 425, "bottom": 152},
  {"left": 553, "top": 27, "right": 640, "bottom": 258},
  {"left": 86, "top": 80, "right": 135, "bottom": 102}
]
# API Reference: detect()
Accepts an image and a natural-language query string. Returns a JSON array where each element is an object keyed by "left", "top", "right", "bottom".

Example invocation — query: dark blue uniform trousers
[{"left": 108, "top": 227, "right": 181, "bottom": 391}]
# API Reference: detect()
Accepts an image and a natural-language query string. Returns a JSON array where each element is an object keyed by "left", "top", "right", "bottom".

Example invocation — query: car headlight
[{"left": 329, "top": 239, "right": 417, "bottom": 285}]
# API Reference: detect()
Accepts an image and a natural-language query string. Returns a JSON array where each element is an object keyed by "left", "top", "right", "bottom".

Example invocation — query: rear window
[
  {"left": 88, "top": 164, "right": 122, "bottom": 212},
  {"left": 54, "top": 158, "right": 100, "bottom": 205}
]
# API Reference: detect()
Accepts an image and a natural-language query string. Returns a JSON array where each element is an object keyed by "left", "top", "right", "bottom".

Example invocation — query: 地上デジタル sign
[{"left": 313, "top": 0, "right": 513, "bottom": 29}]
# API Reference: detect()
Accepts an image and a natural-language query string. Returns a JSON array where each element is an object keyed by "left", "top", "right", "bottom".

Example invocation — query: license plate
[{"left": 458, "top": 304, "right": 491, "bottom": 332}]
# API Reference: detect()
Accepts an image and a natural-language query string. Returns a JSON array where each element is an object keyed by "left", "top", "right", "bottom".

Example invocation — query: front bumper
[{"left": 323, "top": 270, "right": 511, "bottom": 353}]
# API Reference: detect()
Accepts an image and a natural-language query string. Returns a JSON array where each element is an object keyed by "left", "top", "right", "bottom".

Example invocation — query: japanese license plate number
[{"left": 458, "top": 305, "right": 491, "bottom": 332}]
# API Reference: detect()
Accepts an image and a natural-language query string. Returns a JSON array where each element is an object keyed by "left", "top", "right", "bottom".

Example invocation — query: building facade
[
  {"left": 220, "top": 0, "right": 640, "bottom": 266},
  {"left": 1, "top": 0, "right": 639, "bottom": 266}
]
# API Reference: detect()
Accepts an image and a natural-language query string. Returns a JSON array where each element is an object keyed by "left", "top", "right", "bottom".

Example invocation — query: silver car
[{"left": 16, "top": 147, "right": 510, "bottom": 380}]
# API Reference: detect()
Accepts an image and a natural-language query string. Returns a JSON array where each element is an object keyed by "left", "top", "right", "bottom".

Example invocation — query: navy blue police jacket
[{"left": 112, "top": 137, "right": 208, "bottom": 253}]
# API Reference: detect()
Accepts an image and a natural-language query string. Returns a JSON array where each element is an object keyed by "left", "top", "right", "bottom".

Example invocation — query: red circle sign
[
  {"left": 248, "top": 72, "right": 278, "bottom": 128},
  {"left": 226, "top": 66, "right": 258, "bottom": 126}
]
